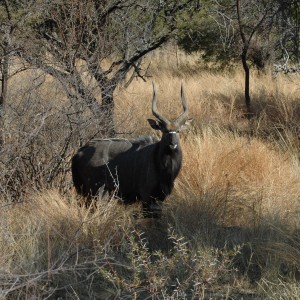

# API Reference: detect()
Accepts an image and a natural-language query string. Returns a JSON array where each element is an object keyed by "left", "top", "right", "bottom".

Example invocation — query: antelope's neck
[
  {"left": 159, "top": 144, "right": 182, "bottom": 176},
  {"left": 156, "top": 144, "right": 181, "bottom": 196}
]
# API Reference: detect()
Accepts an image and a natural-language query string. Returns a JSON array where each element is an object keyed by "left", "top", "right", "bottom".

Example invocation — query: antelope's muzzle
[
  {"left": 169, "top": 143, "right": 178, "bottom": 150},
  {"left": 168, "top": 132, "right": 179, "bottom": 151}
]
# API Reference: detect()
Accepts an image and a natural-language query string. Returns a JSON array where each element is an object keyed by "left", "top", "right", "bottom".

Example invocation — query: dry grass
[
  {"left": 178, "top": 131, "right": 300, "bottom": 224},
  {"left": 116, "top": 65, "right": 300, "bottom": 137},
  {"left": 166, "top": 131, "right": 300, "bottom": 285},
  {"left": 0, "top": 190, "right": 135, "bottom": 298},
  {"left": 1, "top": 49, "right": 300, "bottom": 298}
]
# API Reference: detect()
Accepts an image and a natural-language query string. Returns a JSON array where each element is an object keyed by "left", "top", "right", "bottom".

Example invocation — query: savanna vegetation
[{"left": 1, "top": 0, "right": 300, "bottom": 299}]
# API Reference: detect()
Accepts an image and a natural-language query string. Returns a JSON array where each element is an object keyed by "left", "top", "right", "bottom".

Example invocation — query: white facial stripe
[{"left": 169, "top": 131, "right": 177, "bottom": 134}]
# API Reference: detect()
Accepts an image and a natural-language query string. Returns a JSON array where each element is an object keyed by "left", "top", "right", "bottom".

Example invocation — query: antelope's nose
[
  {"left": 168, "top": 132, "right": 178, "bottom": 150},
  {"left": 169, "top": 142, "right": 178, "bottom": 150}
]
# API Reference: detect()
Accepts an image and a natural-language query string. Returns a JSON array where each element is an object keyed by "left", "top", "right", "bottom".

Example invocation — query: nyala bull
[{"left": 71, "top": 83, "right": 192, "bottom": 213}]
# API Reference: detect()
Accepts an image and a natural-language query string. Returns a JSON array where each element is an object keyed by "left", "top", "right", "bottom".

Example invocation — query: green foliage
[
  {"left": 177, "top": 1, "right": 240, "bottom": 68},
  {"left": 177, "top": 0, "right": 300, "bottom": 68},
  {"left": 178, "top": 14, "right": 237, "bottom": 65}
]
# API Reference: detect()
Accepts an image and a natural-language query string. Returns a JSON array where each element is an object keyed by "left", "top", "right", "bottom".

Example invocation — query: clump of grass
[
  {"left": 0, "top": 190, "right": 133, "bottom": 298},
  {"left": 168, "top": 126, "right": 300, "bottom": 241},
  {"left": 175, "top": 129, "right": 300, "bottom": 225},
  {"left": 259, "top": 279, "right": 300, "bottom": 300}
]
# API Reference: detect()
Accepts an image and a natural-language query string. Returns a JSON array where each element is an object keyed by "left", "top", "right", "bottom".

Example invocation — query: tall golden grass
[{"left": 1, "top": 50, "right": 300, "bottom": 298}]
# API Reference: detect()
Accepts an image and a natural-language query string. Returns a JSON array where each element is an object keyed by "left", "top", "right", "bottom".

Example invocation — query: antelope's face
[
  {"left": 148, "top": 82, "right": 192, "bottom": 152},
  {"left": 164, "top": 130, "right": 180, "bottom": 151},
  {"left": 148, "top": 119, "right": 191, "bottom": 152}
]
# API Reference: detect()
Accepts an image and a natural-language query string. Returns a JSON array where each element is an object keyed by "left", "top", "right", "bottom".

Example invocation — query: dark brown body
[
  {"left": 72, "top": 135, "right": 182, "bottom": 210},
  {"left": 71, "top": 83, "right": 192, "bottom": 211}
]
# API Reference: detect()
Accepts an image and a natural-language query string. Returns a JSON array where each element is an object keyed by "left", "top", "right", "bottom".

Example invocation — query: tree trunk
[
  {"left": 0, "top": 48, "right": 9, "bottom": 115},
  {"left": 101, "top": 85, "right": 116, "bottom": 136},
  {"left": 1, "top": 0, "right": 11, "bottom": 117},
  {"left": 241, "top": 49, "right": 251, "bottom": 115},
  {"left": 0, "top": 48, "right": 9, "bottom": 146},
  {"left": 236, "top": 0, "right": 252, "bottom": 117}
]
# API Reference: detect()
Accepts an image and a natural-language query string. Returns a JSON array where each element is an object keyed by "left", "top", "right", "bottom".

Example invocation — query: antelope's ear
[
  {"left": 179, "top": 118, "right": 193, "bottom": 131},
  {"left": 148, "top": 119, "right": 162, "bottom": 130}
]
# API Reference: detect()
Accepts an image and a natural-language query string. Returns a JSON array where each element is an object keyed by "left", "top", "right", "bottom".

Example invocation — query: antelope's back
[{"left": 72, "top": 136, "right": 155, "bottom": 195}]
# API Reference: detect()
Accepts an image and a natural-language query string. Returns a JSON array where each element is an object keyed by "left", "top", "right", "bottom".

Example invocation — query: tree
[
  {"left": 0, "top": 0, "right": 15, "bottom": 116},
  {"left": 178, "top": 0, "right": 289, "bottom": 69},
  {"left": 0, "top": 0, "right": 35, "bottom": 144},
  {"left": 18, "top": 0, "right": 195, "bottom": 136},
  {"left": 177, "top": 0, "right": 238, "bottom": 67},
  {"left": 236, "top": 0, "right": 280, "bottom": 113},
  {"left": 178, "top": 0, "right": 283, "bottom": 112},
  {"left": 275, "top": 0, "right": 300, "bottom": 68},
  {"left": 0, "top": 0, "right": 197, "bottom": 195}
]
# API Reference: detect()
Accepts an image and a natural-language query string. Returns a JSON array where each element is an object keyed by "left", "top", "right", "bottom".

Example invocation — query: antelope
[{"left": 71, "top": 83, "right": 192, "bottom": 212}]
